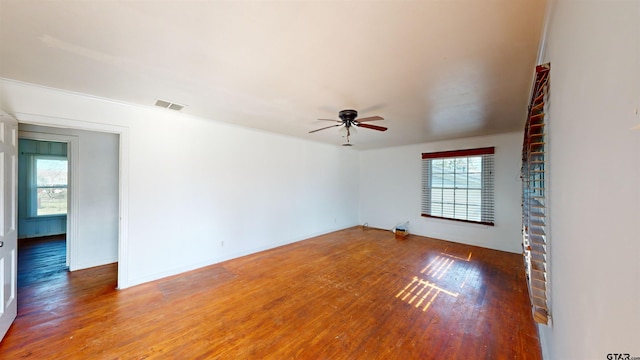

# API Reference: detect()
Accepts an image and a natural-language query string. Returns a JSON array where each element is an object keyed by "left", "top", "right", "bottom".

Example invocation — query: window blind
[
  {"left": 522, "top": 63, "right": 550, "bottom": 325},
  {"left": 422, "top": 147, "right": 495, "bottom": 226}
]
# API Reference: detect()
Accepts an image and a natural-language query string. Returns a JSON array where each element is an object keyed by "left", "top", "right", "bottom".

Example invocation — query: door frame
[
  {"left": 18, "top": 131, "right": 79, "bottom": 269},
  {"left": 14, "top": 112, "right": 130, "bottom": 289}
]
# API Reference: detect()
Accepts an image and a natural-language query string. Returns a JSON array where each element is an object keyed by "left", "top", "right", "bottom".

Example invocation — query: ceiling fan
[{"left": 309, "top": 109, "right": 387, "bottom": 146}]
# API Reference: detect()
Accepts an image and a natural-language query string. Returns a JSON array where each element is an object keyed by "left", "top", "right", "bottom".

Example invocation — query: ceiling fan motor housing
[{"left": 339, "top": 109, "right": 358, "bottom": 121}]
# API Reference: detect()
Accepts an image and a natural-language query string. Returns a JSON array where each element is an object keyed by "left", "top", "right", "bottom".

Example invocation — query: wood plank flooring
[
  {"left": 17, "top": 235, "right": 67, "bottom": 287},
  {"left": 0, "top": 227, "right": 542, "bottom": 359}
]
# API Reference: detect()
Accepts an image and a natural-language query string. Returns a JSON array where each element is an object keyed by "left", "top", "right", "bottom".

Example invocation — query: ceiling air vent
[{"left": 154, "top": 99, "right": 185, "bottom": 111}]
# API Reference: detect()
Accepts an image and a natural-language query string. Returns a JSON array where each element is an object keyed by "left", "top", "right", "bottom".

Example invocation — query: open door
[{"left": 0, "top": 110, "right": 18, "bottom": 340}]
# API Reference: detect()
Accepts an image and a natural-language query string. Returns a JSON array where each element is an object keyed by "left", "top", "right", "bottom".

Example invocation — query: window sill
[
  {"left": 421, "top": 214, "right": 494, "bottom": 227},
  {"left": 26, "top": 214, "right": 67, "bottom": 220}
]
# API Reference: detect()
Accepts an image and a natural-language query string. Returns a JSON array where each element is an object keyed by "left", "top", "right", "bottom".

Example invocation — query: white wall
[
  {"left": 19, "top": 125, "right": 120, "bottom": 270},
  {"left": 359, "top": 132, "right": 523, "bottom": 253},
  {"left": 539, "top": 1, "right": 640, "bottom": 359},
  {"left": 0, "top": 79, "right": 360, "bottom": 288},
  {"left": 125, "top": 114, "right": 359, "bottom": 285}
]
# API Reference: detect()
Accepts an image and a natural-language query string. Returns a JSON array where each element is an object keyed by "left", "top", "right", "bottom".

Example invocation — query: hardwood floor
[
  {"left": 0, "top": 228, "right": 542, "bottom": 359},
  {"left": 17, "top": 235, "right": 67, "bottom": 287}
]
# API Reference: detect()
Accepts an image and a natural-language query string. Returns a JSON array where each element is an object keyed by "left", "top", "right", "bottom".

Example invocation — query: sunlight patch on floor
[{"left": 396, "top": 252, "right": 473, "bottom": 312}]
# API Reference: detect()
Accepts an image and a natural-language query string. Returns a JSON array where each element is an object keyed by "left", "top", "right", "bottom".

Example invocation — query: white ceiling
[{"left": 0, "top": 0, "right": 546, "bottom": 149}]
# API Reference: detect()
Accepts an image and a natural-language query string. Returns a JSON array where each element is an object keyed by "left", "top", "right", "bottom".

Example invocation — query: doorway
[
  {"left": 17, "top": 138, "right": 69, "bottom": 267},
  {"left": 18, "top": 125, "right": 120, "bottom": 276},
  {"left": 16, "top": 137, "right": 70, "bottom": 286}
]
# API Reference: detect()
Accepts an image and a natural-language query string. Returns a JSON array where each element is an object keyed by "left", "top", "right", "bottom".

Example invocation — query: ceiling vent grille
[{"left": 155, "top": 99, "right": 185, "bottom": 111}]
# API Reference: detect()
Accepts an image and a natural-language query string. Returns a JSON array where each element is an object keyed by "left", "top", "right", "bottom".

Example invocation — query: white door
[{"left": 0, "top": 110, "right": 18, "bottom": 341}]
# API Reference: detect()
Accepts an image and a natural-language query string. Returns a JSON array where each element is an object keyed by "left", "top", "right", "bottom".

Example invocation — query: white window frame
[{"left": 28, "top": 155, "right": 68, "bottom": 218}]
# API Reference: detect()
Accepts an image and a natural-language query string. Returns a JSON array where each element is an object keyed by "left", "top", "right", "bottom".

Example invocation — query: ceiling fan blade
[
  {"left": 309, "top": 124, "right": 342, "bottom": 133},
  {"left": 317, "top": 118, "right": 342, "bottom": 122},
  {"left": 356, "top": 116, "right": 384, "bottom": 122},
  {"left": 356, "top": 123, "right": 388, "bottom": 131}
]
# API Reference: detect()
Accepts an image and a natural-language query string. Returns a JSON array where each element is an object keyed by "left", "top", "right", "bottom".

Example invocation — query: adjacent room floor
[
  {"left": 0, "top": 228, "right": 542, "bottom": 359},
  {"left": 17, "top": 235, "right": 67, "bottom": 287}
]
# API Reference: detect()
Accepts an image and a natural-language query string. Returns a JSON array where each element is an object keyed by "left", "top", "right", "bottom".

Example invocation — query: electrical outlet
[{"left": 221, "top": 241, "right": 224, "bottom": 247}]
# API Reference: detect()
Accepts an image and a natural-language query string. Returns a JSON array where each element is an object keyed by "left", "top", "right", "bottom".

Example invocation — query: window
[
  {"left": 421, "top": 147, "right": 495, "bottom": 225},
  {"left": 522, "top": 63, "right": 550, "bottom": 325},
  {"left": 32, "top": 156, "right": 68, "bottom": 216}
]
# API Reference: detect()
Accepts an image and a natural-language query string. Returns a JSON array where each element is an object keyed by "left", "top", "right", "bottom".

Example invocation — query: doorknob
[{"left": 0, "top": 241, "right": 3, "bottom": 247}]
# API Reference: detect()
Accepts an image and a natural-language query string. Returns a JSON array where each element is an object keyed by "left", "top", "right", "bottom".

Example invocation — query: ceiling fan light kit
[{"left": 309, "top": 109, "right": 387, "bottom": 146}]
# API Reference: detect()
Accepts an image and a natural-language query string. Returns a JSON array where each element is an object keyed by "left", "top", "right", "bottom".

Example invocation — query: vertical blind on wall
[
  {"left": 422, "top": 147, "right": 495, "bottom": 226},
  {"left": 522, "top": 63, "right": 551, "bottom": 325}
]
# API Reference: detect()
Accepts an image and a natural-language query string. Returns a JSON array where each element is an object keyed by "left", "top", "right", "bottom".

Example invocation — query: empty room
[{"left": 0, "top": 1, "right": 639, "bottom": 359}]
